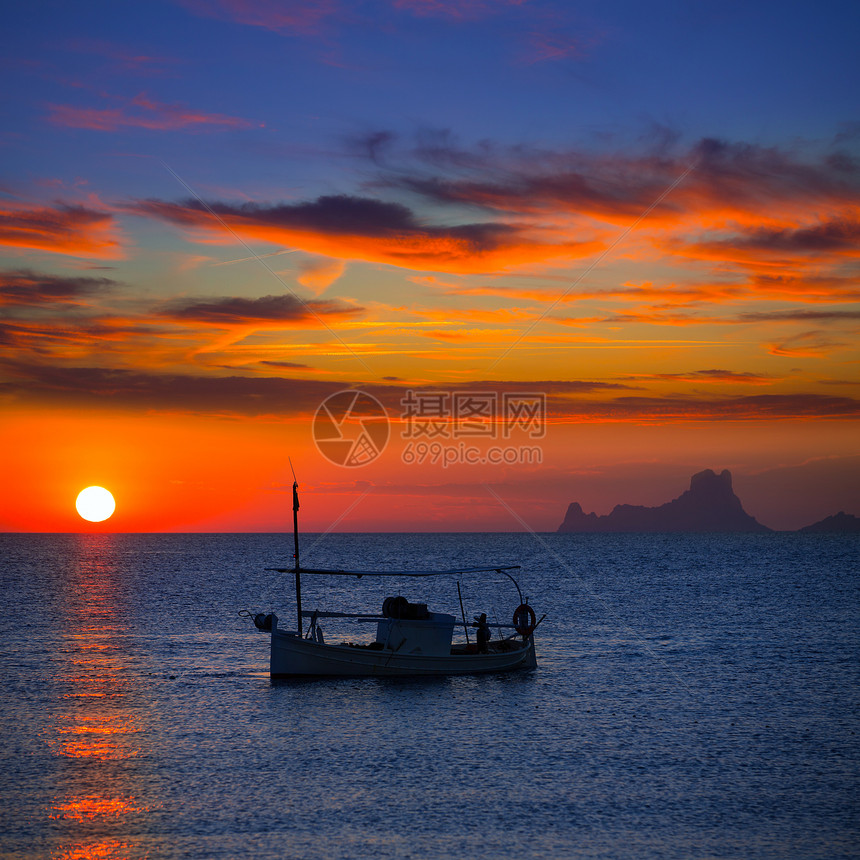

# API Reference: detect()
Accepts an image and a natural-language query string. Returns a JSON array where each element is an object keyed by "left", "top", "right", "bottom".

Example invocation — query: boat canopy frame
[
  {"left": 273, "top": 476, "right": 526, "bottom": 634},
  {"left": 267, "top": 565, "right": 527, "bottom": 629}
]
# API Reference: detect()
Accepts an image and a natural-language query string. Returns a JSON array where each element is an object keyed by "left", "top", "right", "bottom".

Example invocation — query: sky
[{"left": 1, "top": 0, "right": 859, "bottom": 532}]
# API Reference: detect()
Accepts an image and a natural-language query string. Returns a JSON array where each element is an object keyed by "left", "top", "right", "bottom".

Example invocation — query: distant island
[
  {"left": 798, "top": 512, "right": 860, "bottom": 533},
  {"left": 557, "top": 469, "right": 859, "bottom": 533}
]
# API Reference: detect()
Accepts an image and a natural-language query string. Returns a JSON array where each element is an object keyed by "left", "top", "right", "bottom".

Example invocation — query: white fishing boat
[{"left": 245, "top": 480, "right": 542, "bottom": 678}]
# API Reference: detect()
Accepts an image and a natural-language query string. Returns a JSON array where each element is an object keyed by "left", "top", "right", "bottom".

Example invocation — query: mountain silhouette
[
  {"left": 797, "top": 511, "right": 860, "bottom": 533},
  {"left": 558, "top": 469, "right": 771, "bottom": 533}
]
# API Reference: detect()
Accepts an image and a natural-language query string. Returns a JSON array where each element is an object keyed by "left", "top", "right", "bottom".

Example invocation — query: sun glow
[{"left": 75, "top": 487, "right": 116, "bottom": 523}]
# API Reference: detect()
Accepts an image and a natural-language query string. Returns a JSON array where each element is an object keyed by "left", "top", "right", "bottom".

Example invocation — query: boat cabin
[{"left": 376, "top": 596, "right": 456, "bottom": 656}]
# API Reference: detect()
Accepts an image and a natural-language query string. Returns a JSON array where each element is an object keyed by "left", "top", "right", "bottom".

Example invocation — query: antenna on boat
[{"left": 289, "top": 457, "right": 302, "bottom": 635}]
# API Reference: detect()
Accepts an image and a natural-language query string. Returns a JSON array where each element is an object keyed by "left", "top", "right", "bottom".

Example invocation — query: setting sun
[{"left": 75, "top": 487, "right": 116, "bottom": 523}]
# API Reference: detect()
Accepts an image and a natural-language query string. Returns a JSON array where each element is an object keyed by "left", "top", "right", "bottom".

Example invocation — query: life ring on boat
[
  {"left": 253, "top": 612, "right": 276, "bottom": 632},
  {"left": 513, "top": 603, "right": 536, "bottom": 637}
]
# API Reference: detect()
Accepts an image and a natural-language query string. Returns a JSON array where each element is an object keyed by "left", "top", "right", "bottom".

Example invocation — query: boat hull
[{"left": 270, "top": 628, "right": 537, "bottom": 678}]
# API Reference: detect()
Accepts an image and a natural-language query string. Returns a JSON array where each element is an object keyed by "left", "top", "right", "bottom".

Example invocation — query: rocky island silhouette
[
  {"left": 558, "top": 469, "right": 859, "bottom": 533},
  {"left": 798, "top": 511, "right": 860, "bottom": 533}
]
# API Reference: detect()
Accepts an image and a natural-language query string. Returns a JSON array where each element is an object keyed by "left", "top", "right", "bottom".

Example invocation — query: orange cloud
[
  {"left": 748, "top": 274, "right": 860, "bottom": 302},
  {"left": 296, "top": 256, "right": 346, "bottom": 293},
  {"left": 0, "top": 317, "right": 170, "bottom": 362},
  {"left": 0, "top": 202, "right": 122, "bottom": 258},
  {"left": 667, "top": 213, "right": 860, "bottom": 275},
  {"left": 765, "top": 331, "right": 854, "bottom": 358}
]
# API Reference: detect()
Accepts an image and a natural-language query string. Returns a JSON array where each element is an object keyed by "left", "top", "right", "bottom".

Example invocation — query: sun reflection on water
[
  {"left": 46, "top": 535, "right": 151, "bottom": 860},
  {"left": 52, "top": 839, "right": 136, "bottom": 859},
  {"left": 49, "top": 795, "right": 142, "bottom": 822}
]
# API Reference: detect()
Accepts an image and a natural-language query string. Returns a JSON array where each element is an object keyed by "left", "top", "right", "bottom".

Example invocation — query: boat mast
[{"left": 290, "top": 461, "right": 302, "bottom": 636}]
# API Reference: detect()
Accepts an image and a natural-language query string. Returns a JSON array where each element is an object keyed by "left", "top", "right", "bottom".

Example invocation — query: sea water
[{"left": 0, "top": 532, "right": 857, "bottom": 859}]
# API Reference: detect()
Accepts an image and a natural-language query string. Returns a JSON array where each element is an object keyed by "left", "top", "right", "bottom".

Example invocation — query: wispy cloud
[
  {"left": 0, "top": 266, "right": 367, "bottom": 372},
  {"left": 175, "top": 0, "right": 598, "bottom": 69},
  {"left": 619, "top": 369, "right": 775, "bottom": 385},
  {"left": 392, "top": 0, "right": 527, "bottom": 20},
  {"left": 0, "top": 318, "right": 167, "bottom": 356},
  {"left": 47, "top": 93, "right": 258, "bottom": 132},
  {"left": 63, "top": 38, "right": 182, "bottom": 76},
  {"left": 519, "top": 29, "right": 587, "bottom": 64},
  {"left": 176, "top": 0, "right": 340, "bottom": 35},
  {"left": 766, "top": 331, "right": 853, "bottom": 358}
]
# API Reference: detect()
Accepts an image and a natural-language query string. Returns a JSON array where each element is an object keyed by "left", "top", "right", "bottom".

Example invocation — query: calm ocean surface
[{"left": 0, "top": 532, "right": 857, "bottom": 860}]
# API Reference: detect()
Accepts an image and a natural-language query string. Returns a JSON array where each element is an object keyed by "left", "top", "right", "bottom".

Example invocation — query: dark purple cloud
[
  {"left": 259, "top": 360, "right": 312, "bottom": 369},
  {"left": 599, "top": 393, "right": 860, "bottom": 420},
  {"left": 739, "top": 309, "right": 860, "bottom": 322},
  {"left": 619, "top": 369, "right": 774, "bottom": 384},
  {"left": 0, "top": 268, "right": 117, "bottom": 307},
  {"left": 3, "top": 361, "right": 858, "bottom": 421},
  {"left": 0, "top": 362, "right": 352, "bottom": 415},
  {"left": 702, "top": 217, "right": 860, "bottom": 255},
  {"left": 158, "top": 292, "right": 363, "bottom": 325},
  {"left": 361, "top": 132, "right": 860, "bottom": 223},
  {"left": 132, "top": 194, "right": 517, "bottom": 251}
]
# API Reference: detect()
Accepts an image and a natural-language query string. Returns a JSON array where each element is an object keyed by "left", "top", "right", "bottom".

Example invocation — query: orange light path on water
[{"left": 46, "top": 536, "right": 152, "bottom": 860}]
